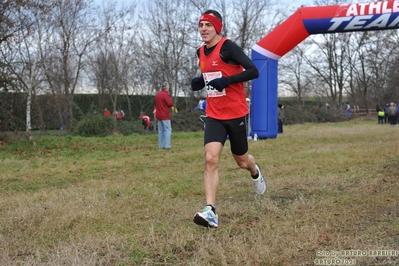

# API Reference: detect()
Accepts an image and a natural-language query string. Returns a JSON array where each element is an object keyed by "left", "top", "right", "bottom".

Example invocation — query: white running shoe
[
  {"left": 193, "top": 206, "right": 218, "bottom": 228},
  {"left": 253, "top": 163, "right": 266, "bottom": 194}
]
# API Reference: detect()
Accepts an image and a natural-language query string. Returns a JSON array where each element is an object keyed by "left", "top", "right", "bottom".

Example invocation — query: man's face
[{"left": 198, "top": 20, "right": 217, "bottom": 44}]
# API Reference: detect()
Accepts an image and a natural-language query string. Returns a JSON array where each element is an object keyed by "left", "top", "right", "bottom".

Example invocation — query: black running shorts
[{"left": 204, "top": 116, "right": 248, "bottom": 156}]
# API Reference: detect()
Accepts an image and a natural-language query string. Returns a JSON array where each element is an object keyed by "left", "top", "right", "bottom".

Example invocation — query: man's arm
[
  {"left": 220, "top": 40, "right": 259, "bottom": 85},
  {"left": 166, "top": 94, "right": 174, "bottom": 108}
]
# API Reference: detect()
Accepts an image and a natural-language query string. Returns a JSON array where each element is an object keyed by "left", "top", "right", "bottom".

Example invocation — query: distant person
[
  {"left": 120, "top": 109, "right": 125, "bottom": 120},
  {"left": 397, "top": 101, "right": 399, "bottom": 124},
  {"left": 378, "top": 109, "right": 385, "bottom": 124},
  {"left": 115, "top": 109, "right": 123, "bottom": 121},
  {"left": 103, "top": 108, "right": 111, "bottom": 117},
  {"left": 354, "top": 104, "right": 359, "bottom": 113},
  {"left": 171, "top": 106, "right": 179, "bottom": 114},
  {"left": 388, "top": 102, "right": 398, "bottom": 125},
  {"left": 139, "top": 112, "right": 151, "bottom": 130},
  {"left": 154, "top": 82, "right": 174, "bottom": 149},
  {"left": 197, "top": 98, "right": 206, "bottom": 111},
  {"left": 345, "top": 102, "right": 351, "bottom": 117},
  {"left": 376, "top": 104, "right": 384, "bottom": 124},
  {"left": 61, "top": 111, "right": 66, "bottom": 130},
  {"left": 278, "top": 104, "right": 285, "bottom": 134},
  {"left": 384, "top": 103, "right": 390, "bottom": 124},
  {"left": 376, "top": 104, "right": 381, "bottom": 113}
]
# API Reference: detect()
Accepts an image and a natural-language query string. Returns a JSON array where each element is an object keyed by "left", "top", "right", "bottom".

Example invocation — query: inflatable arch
[{"left": 251, "top": 1, "right": 399, "bottom": 138}]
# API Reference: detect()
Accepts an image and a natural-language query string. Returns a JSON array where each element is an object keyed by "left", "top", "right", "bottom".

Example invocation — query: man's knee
[
  {"left": 234, "top": 153, "right": 253, "bottom": 169},
  {"left": 205, "top": 153, "right": 219, "bottom": 169},
  {"left": 236, "top": 160, "right": 249, "bottom": 169}
]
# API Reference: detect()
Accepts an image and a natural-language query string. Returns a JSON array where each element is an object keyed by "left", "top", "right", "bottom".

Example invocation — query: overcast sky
[
  {"left": 281, "top": 0, "right": 315, "bottom": 8},
  {"left": 93, "top": 0, "right": 377, "bottom": 14},
  {"left": 94, "top": 0, "right": 316, "bottom": 11},
  {"left": 279, "top": 0, "right": 373, "bottom": 9}
]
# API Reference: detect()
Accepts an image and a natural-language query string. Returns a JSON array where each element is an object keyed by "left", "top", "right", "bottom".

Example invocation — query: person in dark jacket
[
  {"left": 278, "top": 103, "right": 285, "bottom": 133},
  {"left": 388, "top": 102, "right": 398, "bottom": 126},
  {"left": 384, "top": 103, "right": 390, "bottom": 124}
]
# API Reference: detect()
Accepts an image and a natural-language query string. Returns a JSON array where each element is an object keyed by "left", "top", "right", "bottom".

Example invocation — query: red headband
[{"left": 199, "top": 14, "right": 223, "bottom": 34}]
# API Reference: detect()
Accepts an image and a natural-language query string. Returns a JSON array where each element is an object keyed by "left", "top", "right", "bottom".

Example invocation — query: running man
[{"left": 191, "top": 10, "right": 266, "bottom": 228}]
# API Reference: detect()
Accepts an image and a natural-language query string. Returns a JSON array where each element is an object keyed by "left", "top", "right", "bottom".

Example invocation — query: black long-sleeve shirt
[{"left": 197, "top": 39, "right": 259, "bottom": 85}]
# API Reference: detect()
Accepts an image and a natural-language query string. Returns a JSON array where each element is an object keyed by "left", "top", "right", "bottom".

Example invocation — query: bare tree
[
  {"left": 0, "top": 1, "right": 51, "bottom": 137},
  {"left": 302, "top": 32, "right": 351, "bottom": 109},
  {"left": 0, "top": 1, "right": 30, "bottom": 91},
  {"left": 139, "top": 0, "right": 199, "bottom": 107},
  {"left": 279, "top": 45, "right": 313, "bottom": 105},
  {"left": 88, "top": 1, "right": 139, "bottom": 120},
  {"left": 0, "top": 1, "right": 34, "bottom": 45},
  {"left": 346, "top": 31, "right": 374, "bottom": 113},
  {"left": 365, "top": 30, "right": 399, "bottom": 104},
  {"left": 42, "top": 0, "right": 109, "bottom": 131},
  {"left": 344, "top": 30, "right": 399, "bottom": 114}
]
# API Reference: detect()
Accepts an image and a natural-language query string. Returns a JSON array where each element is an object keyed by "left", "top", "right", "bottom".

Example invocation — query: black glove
[
  {"left": 191, "top": 77, "right": 205, "bottom": 91},
  {"left": 208, "top": 77, "right": 228, "bottom": 92}
]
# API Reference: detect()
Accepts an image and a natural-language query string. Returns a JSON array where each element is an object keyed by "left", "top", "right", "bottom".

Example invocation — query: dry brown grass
[{"left": 1, "top": 121, "right": 399, "bottom": 265}]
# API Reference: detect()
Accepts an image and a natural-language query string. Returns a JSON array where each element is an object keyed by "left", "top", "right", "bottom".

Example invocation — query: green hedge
[
  {"left": 0, "top": 93, "right": 200, "bottom": 132},
  {"left": 0, "top": 91, "right": 352, "bottom": 136}
]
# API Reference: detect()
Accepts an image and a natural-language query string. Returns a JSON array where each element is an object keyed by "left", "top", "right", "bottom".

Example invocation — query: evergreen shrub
[{"left": 74, "top": 114, "right": 114, "bottom": 137}]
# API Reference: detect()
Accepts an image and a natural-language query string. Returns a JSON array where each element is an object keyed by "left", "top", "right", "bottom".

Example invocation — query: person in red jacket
[
  {"left": 103, "top": 108, "right": 111, "bottom": 117},
  {"left": 115, "top": 109, "right": 123, "bottom": 121},
  {"left": 139, "top": 112, "right": 151, "bottom": 130},
  {"left": 190, "top": 10, "right": 265, "bottom": 228},
  {"left": 154, "top": 82, "right": 173, "bottom": 149}
]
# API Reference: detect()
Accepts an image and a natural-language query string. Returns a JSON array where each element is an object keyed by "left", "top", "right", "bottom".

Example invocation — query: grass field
[{"left": 1, "top": 120, "right": 399, "bottom": 265}]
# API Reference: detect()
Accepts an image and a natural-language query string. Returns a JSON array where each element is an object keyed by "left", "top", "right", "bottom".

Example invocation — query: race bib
[{"left": 203, "top": 71, "right": 226, "bottom": 97}]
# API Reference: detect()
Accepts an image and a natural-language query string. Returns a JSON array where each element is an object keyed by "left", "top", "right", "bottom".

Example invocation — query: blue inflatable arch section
[{"left": 251, "top": 1, "right": 399, "bottom": 138}]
